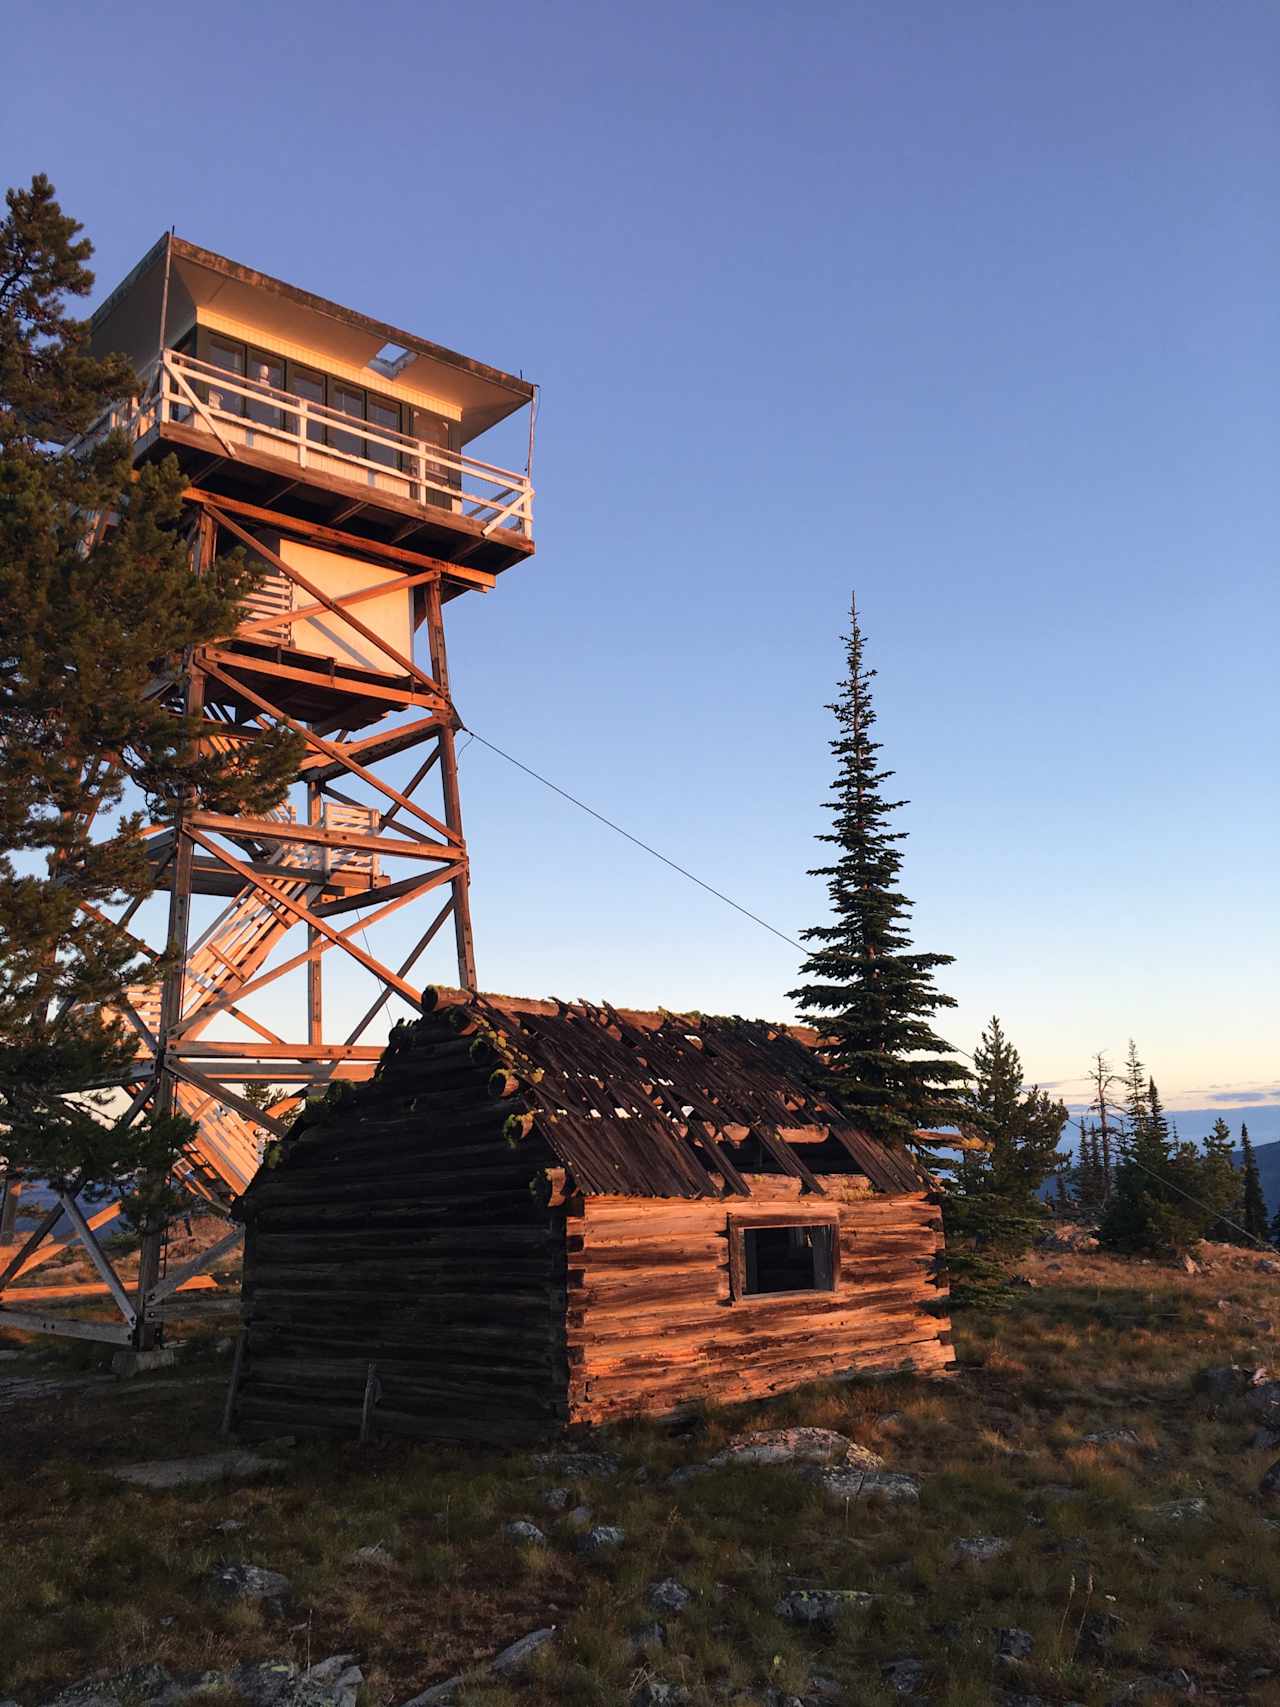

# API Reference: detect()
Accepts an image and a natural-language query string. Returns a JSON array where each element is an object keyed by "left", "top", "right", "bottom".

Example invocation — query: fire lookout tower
[{"left": 74, "top": 235, "right": 534, "bottom": 1218}]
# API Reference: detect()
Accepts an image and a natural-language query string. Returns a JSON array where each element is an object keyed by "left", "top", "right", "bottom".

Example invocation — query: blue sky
[{"left": 5, "top": 1, "right": 1277, "bottom": 1131}]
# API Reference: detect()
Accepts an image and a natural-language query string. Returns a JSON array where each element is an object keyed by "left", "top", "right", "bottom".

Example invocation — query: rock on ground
[
  {"left": 108, "top": 1451, "right": 283, "bottom": 1489},
  {"left": 710, "top": 1427, "right": 883, "bottom": 1470},
  {"left": 205, "top": 1562, "right": 294, "bottom": 1613},
  {"left": 399, "top": 1628, "right": 554, "bottom": 1707},
  {"left": 1244, "top": 1382, "right": 1280, "bottom": 1427},
  {"left": 530, "top": 1449, "right": 620, "bottom": 1479},
  {"left": 1140, "top": 1497, "right": 1209, "bottom": 1523},
  {"left": 997, "top": 1627, "right": 1035, "bottom": 1661},
  {"left": 882, "top": 1657, "right": 926, "bottom": 1695},
  {"left": 502, "top": 1519, "right": 546, "bottom": 1546},
  {"left": 1082, "top": 1427, "right": 1140, "bottom": 1446},
  {"left": 39, "top": 1657, "right": 363, "bottom": 1707},
  {"left": 1194, "top": 1364, "right": 1269, "bottom": 1401},
  {"left": 580, "top": 1523, "right": 625, "bottom": 1553},
  {"left": 953, "top": 1535, "right": 1010, "bottom": 1564},
  {"left": 634, "top": 1684, "right": 689, "bottom": 1707},
  {"left": 1259, "top": 1460, "right": 1280, "bottom": 1497},
  {"left": 648, "top": 1577, "right": 693, "bottom": 1614},
  {"left": 775, "top": 1589, "right": 875, "bottom": 1625},
  {"left": 809, "top": 1466, "right": 921, "bottom": 1504}
]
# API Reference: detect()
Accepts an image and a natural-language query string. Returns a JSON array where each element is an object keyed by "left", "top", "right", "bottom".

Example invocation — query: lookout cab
[{"left": 87, "top": 236, "right": 535, "bottom": 579}]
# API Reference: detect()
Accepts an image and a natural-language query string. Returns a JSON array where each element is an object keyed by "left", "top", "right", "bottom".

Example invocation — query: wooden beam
[
  {"left": 234, "top": 566, "right": 444, "bottom": 643},
  {"left": 166, "top": 1059, "right": 290, "bottom": 1140},
  {"left": 185, "top": 828, "right": 426, "bottom": 1008},
  {"left": 301, "top": 716, "right": 444, "bottom": 782},
  {"left": 209, "top": 506, "right": 448, "bottom": 700},
  {"left": 187, "top": 809, "right": 456, "bottom": 864},
  {"left": 183, "top": 489, "right": 497, "bottom": 588},
  {"left": 57, "top": 1195, "right": 136, "bottom": 1327},
  {"left": 171, "top": 1042, "right": 384, "bottom": 1061},
  {"left": 168, "top": 866, "right": 456, "bottom": 1037},
  {"left": 201, "top": 648, "right": 438, "bottom": 713},
  {"left": 0, "top": 1309, "right": 133, "bottom": 1345},
  {"left": 147, "top": 1228, "right": 243, "bottom": 1306},
  {"left": 200, "top": 660, "right": 461, "bottom": 846}
]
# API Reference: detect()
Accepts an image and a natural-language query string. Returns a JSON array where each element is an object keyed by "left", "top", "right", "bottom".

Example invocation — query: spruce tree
[
  {"left": 1202, "top": 1117, "right": 1242, "bottom": 1243},
  {"left": 1240, "top": 1123, "right": 1269, "bottom": 1245},
  {"left": 1101, "top": 1076, "right": 1208, "bottom": 1256},
  {"left": 790, "top": 596, "right": 967, "bottom": 1147},
  {"left": 0, "top": 176, "right": 300, "bottom": 1208},
  {"left": 943, "top": 1015, "right": 1067, "bottom": 1306},
  {"left": 1076, "top": 1121, "right": 1105, "bottom": 1211},
  {"left": 1119, "top": 1039, "right": 1148, "bottom": 1159}
]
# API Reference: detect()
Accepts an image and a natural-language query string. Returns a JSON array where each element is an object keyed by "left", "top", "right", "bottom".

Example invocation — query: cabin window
[{"left": 729, "top": 1219, "right": 838, "bottom": 1299}]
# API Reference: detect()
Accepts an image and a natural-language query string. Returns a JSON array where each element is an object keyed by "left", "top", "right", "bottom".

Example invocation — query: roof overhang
[{"left": 90, "top": 235, "right": 535, "bottom": 441}]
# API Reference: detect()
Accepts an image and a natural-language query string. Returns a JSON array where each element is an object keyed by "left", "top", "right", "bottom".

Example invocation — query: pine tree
[
  {"left": 1119, "top": 1039, "right": 1148, "bottom": 1159},
  {"left": 0, "top": 176, "right": 301, "bottom": 1207},
  {"left": 942, "top": 1015, "right": 1067, "bottom": 1307},
  {"left": 790, "top": 596, "right": 967, "bottom": 1148},
  {"left": 1075, "top": 1120, "right": 1105, "bottom": 1210},
  {"left": 1240, "top": 1123, "right": 1269, "bottom": 1245},
  {"left": 1202, "top": 1117, "right": 1242, "bottom": 1244},
  {"left": 1101, "top": 1076, "right": 1210, "bottom": 1256},
  {"left": 1269, "top": 1201, "right": 1280, "bottom": 1251}
]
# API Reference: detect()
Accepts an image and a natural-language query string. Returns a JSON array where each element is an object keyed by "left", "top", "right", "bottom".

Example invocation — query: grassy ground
[{"left": 2, "top": 1239, "right": 1279, "bottom": 1706}]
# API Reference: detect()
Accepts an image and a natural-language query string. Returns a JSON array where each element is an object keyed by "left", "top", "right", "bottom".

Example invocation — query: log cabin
[{"left": 232, "top": 988, "right": 953, "bottom": 1443}]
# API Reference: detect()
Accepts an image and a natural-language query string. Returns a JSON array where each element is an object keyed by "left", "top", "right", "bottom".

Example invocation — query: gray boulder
[
  {"left": 490, "top": 1628, "right": 555, "bottom": 1675},
  {"left": 502, "top": 1519, "right": 546, "bottom": 1546},
  {"left": 1082, "top": 1427, "right": 1140, "bottom": 1446},
  {"left": 1244, "top": 1382, "right": 1280, "bottom": 1426},
  {"left": 952, "top": 1535, "right": 1009, "bottom": 1564},
  {"left": 882, "top": 1657, "right": 926, "bottom": 1696},
  {"left": 996, "top": 1627, "right": 1034, "bottom": 1662},
  {"left": 810, "top": 1467, "right": 920, "bottom": 1504},
  {"left": 1194, "top": 1364, "right": 1268, "bottom": 1401},
  {"left": 530, "top": 1449, "right": 619, "bottom": 1479},
  {"left": 635, "top": 1684, "right": 689, "bottom": 1707},
  {"left": 579, "top": 1523, "right": 625, "bottom": 1553},
  {"left": 775, "top": 1589, "right": 875, "bottom": 1625},
  {"left": 399, "top": 1627, "right": 553, "bottom": 1707},
  {"left": 1259, "top": 1459, "right": 1280, "bottom": 1497},
  {"left": 711, "top": 1427, "right": 883, "bottom": 1471},
  {"left": 1140, "top": 1496, "right": 1209, "bottom": 1523},
  {"left": 648, "top": 1577, "right": 693, "bottom": 1614},
  {"left": 206, "top": 1562, "right": 294, "bottom": 1613}
]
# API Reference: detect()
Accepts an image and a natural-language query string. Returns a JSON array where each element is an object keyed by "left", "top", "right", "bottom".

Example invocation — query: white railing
[{"left": 71, "top": 350, "right": 534, "bottom": 540}]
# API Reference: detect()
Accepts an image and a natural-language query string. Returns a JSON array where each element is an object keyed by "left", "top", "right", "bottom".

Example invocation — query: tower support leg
[
  {"left": 424, "top": 579, "right": 477, "bottom": 992},
  {"left": 134, "top": 538, "right": 210, "bottom": 1347}
]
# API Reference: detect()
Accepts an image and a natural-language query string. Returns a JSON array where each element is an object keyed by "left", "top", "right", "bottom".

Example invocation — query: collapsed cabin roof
[{"left": 272, "top": 988, "right": 923, "bottom": 1201}]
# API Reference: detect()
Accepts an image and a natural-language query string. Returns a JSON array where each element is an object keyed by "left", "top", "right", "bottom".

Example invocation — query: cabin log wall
[
  {"left": 236, "top": 1048, "right": 566, "bottom": 1445},
  {"left": 565, "top": 1180, "right": 950, "bottom": 1425}
]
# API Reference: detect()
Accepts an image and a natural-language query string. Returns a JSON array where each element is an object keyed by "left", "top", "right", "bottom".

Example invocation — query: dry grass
[{"left": 2, "top": 1241, "right": 1279, "bottom": 1705}]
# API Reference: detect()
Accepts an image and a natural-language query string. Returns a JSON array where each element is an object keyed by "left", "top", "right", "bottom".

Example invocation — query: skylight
[{"left": 368, "top": 342, "right": 413, "bottom": 380}]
